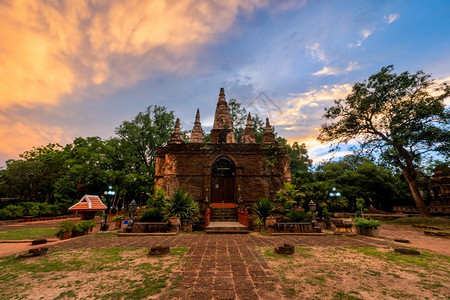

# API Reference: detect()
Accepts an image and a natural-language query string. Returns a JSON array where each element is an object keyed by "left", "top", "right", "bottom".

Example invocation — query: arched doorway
[{"left": 211, "top": 156, "right": 236, "bottom": 208}]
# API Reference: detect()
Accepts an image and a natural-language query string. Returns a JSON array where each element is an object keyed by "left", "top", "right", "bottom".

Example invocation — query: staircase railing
[
  {"left": 205, "top": 208, "right": 211, "bottom": 228},
  {"left": 237, "top": 208, "right": 249, "bottom": 228}
]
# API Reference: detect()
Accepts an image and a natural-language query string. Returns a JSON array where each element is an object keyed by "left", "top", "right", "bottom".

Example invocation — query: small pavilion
[{"left": 68, "top": 195, "right": 107, "bottom": 220}]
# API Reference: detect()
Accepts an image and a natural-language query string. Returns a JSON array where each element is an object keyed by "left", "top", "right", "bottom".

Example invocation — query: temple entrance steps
[
  {"left": 210, "top": 207, "right": 237, "bottom": 222},
  {"left": 206, "top": 221, "right": 250, "bottom": 234}
]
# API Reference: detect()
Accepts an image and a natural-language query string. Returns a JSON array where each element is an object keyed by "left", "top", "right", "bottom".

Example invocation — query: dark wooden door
[{"left": 211, "top": 176, "right": 235, "bottom": 203}]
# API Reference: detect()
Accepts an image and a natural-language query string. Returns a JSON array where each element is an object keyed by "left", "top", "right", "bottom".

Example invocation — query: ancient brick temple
[{"left": 155, "top": 88, "right": 291, "bottom": 214}]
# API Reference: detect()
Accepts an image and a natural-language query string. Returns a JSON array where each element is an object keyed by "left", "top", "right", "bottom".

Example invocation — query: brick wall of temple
[{"left": 155, "top": 143, "right": 290, "bottom": 211}]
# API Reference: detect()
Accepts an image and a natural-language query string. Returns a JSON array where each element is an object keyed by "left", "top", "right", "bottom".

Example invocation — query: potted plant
[
  {"left": 73, "top": 220, "right": 95, "bottom": 237},
  {"left": 112, "top": 215, "right": 125, "bottom": 229},
  {"left": 56, "top": 220, "right": 76, "bottom": 240},
  {"left": 353, "top": 217, "right": 381, "bottom": 237},
  {"left": 253, "top": 198, "right": 275, "bottom": 231},
  {"left": 162, "top": 189, "right": 199, "bottom": 230}
]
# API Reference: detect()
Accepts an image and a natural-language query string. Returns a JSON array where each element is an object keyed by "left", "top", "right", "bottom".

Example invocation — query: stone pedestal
[{"left": 331, "top": 218, "right": 356, "bottom": 236}]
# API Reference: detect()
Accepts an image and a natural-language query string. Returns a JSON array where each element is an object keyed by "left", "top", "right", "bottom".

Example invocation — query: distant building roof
[{"left": 68, "top": 195, "right": 107, "bottom": 211}]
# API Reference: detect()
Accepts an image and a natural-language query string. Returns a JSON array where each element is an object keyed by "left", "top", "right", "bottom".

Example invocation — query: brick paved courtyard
[{"left": 47, "top": 233, "right": 393, "bottom": 299}]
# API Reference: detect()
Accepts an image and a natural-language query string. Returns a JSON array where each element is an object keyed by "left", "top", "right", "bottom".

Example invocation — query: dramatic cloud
[
  {"left": 0, "top": 0, "right": 269, "bottom": 108},
  {"left": 0, "top": 0, "right": 272, "bottom": 163},
  {"left": 312, "top": 61, "right": 360, "bottom": 76},
  {"left": 384, "top": 13, "right": 400, "bottom": 24},
  {"left": 0, "top": 111, "right": 73, "bottom": 163}
]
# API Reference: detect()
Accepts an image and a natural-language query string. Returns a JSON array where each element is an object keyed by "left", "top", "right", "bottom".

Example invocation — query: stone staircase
[
  {"left": 210, "top": 208, "right": 237, "bottom": 222},
  {"left": 206, "top": 221, "right": 249, "bottom": 234},
  {"left": 206, "top": 208, "right": 249, "bottom": 233}
]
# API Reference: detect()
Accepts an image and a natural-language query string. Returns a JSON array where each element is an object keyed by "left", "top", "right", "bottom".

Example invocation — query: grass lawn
[
  {"left": 0, "top": 227, "right": 58, "bottom": 240},
  {"left": 0, "top": 247, "right": 187, "bottom": 299},
  {"left": 261, "top": 246, "right": 450, "bottom": 299}
]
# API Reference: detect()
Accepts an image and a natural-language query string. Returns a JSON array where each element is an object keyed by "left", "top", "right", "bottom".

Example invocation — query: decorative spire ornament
[
  {"left": 190, "top": 109, "right": 204, "bottom": 143},
  {"left": 168, "top": 118, "right": 184, "bottom": 144},
  {"left": 262, "top": 117, "right": 276, "bottom": 143},
  {"left": 242, "top": 112, "right": 256, "bottom": 143}
]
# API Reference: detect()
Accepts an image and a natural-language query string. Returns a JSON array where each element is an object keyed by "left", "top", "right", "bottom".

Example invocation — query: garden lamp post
[
  {"left": 101, "top": 186, "right": 115, "bottom": 231},
  {"left": 129, "top": 199, "right": 137, "bottom": 224},
  {"left": 309, "top": 200, "right": 317, "bottom": 228},
  {"left": 329, "top": 187, "right": 341, "bottom": 212}
]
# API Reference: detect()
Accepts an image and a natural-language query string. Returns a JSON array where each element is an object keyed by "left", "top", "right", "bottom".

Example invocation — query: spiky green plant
[
  {"left": 253, "top": 198, "right": 275, "bottom": 228},
  {"left": 162, "top": 189, "right": 199, "bottom": 222}
]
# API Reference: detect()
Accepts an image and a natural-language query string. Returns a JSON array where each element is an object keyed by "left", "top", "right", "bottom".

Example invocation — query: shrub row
[{"left": 0, "top": 202, "right": 69, "bottom": 220}]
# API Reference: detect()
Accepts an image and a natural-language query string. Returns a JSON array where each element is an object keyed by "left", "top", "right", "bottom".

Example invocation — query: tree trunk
[{"left": 399, "top": 167, "right": 430, "bottom": 218}]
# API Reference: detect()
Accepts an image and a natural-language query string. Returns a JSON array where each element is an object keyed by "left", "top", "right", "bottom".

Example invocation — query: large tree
[{"left": 318, "top": 66, "right": 449, "bottom": 217}]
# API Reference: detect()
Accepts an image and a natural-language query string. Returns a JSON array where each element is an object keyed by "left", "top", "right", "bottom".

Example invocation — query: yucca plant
[
  {"left": 162, "top": 189, "right": 199, "bottom": 222},
  {"left": 253, "top": 198, "right": 274, "bottom": 228}
]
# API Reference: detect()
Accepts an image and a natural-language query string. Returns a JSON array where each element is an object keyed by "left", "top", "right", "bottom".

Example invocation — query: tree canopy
[{"left": 319, "top": 65, "right": 450, "bottom": 217}]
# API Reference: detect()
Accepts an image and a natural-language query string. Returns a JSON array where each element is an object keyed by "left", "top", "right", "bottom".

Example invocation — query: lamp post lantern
[
  {"left": 309, "top": 200, "right": 317, "bottom": 228},
  {"left": 101, "top": 186, "right": 115, "bottom": 231},
  {"left": 329, "top": 187, "right": 341, "bottom": 212},
  {"left": 128, "top": 199, "right": 138, "bottom": 226}
]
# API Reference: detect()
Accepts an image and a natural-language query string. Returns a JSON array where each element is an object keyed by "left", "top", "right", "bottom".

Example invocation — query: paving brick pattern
[{"left": 48, "top": 233, "right": 392, "bottom": 299}]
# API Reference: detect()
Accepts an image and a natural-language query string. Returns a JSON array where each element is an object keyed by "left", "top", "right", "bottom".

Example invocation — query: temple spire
[
  {"left": 168, "top": 118, "right": 184, "bottom": 144},
  {"left": 190, "top": 109, "right": 204, "bottom": 143},
  {"left": 262, "top": 117, "right": 276, "bottom": 143},
  {"left": 211, "top": 88, "right": 235, "bottom": 143},
  {"left": 242, "top": 112, "right": 256, "bottom": 143}
]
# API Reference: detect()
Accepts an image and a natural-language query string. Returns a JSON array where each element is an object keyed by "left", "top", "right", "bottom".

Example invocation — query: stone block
[
  {"left": 149, "top": 246, "right": 170, "bottom": 256},
  {"left": 31, "top": 239, "right": 47, "bottom": 245},
  {"left": 274, "top": 243, "right": 295, "bottom": 255}
]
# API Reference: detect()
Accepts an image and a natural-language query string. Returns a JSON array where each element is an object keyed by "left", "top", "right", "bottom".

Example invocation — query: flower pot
[
  {"left": 169, "top": 217, "right": 181, "bottom": 227},
  {"left": 60, "top": 231, "right": 72, "bottom": 240},
  {"left": 115, "top": 220, "right": 122, "bottom": 229},
  {"left": 265, "top": 217, "right": 277, "bottom": 227},
  {"left": 356, "top": 226, "right": 379, "bottom": 237}
]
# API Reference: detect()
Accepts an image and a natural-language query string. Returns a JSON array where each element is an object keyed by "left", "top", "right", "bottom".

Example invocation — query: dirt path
[{"left": 379, "top": 223, "right": 450, "bottom": 256}]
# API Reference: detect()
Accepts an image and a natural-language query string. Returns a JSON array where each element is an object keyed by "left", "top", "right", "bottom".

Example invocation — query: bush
[
  {"left": 0, "top": 209, "right": 9, "bottom": 220},
  {"left": 147, "top": 186, "right": 166, "bottom": 209},
  {"left": 286, "top": 210, "right": 308, "bottom": 222},
  {"left": 75, "top": 220, "right": 96, "bottom": 233},
  {"left": 162, "top": 189, "right": 199, "bottom": 221},
  {"left": 4, "top": 205, "right": 24, "bottom": 219},
  {"left": 353, "top": 217, "right": 381, "bottom": 228},
  {"left": 112, "top": 215, "right": 125, "bottom": 221},
  {"left": 253, "top": 198, "right": 275, "bottom": 227},
  {"left": 56, "top": 221, "right": 76, "bottom": 238},
  {"left": 140, "top": 208, "right": 163, "bottom": 222}
]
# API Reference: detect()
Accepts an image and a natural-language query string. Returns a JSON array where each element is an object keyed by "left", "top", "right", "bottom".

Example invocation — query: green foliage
[
  {"left": 353, "top": 217, "right": 381, "bottom": 228},
  {"left": 286, "top": 210, "right": 308, "bottom": 222},
  {"left": 111, "top": 215, "right": 124, "bottom": 221},
  {"left": 147, "top": 186, "right": 166, "bottom": 209},
  {"left": 319, "top": 66, "right": 450, "bottom": 217},
  {"left": 320, "top": 204, "right": 331, "bottom": 220},
  {"left": 275, "top": 182, "right": 303, "bottom": 211},
  {"left": 162, "top": 189, "right": 199, "bottom": 221},
  {"left": 286, "top": 142, "right": 312, "bottom": 175},
  {"left": 75, "top": 220, "right": 96, "bottom": 233},
  {"left": 355, "top": 198, "right": 366, "bottom": 218},
  {"left": 56, "top": 221, "right": 76, "bottom": 238},
  {"left": 140, "top": 208, "right": 163, "bottom": 222},
  {"left": 253, "top": 198, "right": 275, "bottom": 227}
]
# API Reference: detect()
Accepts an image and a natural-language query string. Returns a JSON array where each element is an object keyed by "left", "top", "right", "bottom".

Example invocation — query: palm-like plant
[
  {"left": 162, "top": 189, "right": 199, "bottom": 222},
  {"left": 253, "top": 198, "right": 274, "bottom": 228}
]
